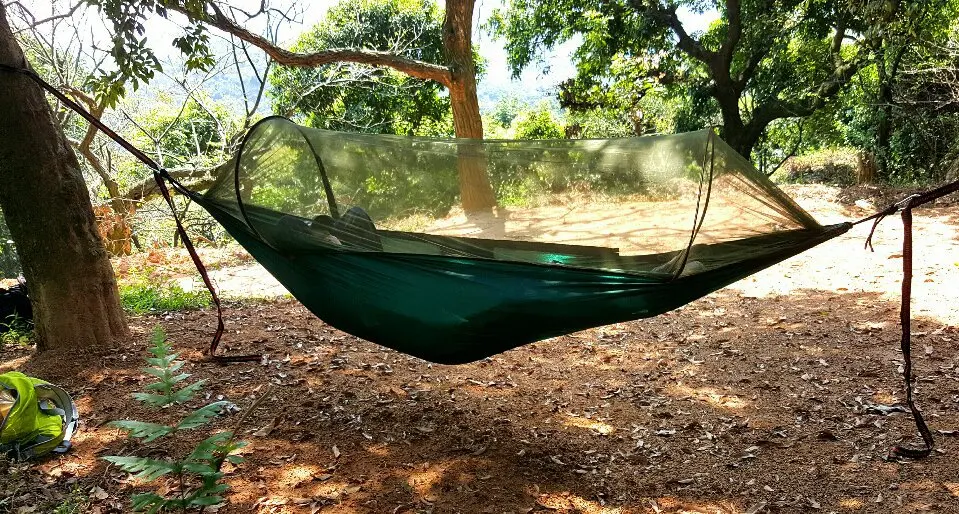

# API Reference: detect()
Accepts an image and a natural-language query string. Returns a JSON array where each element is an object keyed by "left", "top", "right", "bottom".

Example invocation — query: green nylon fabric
[
  {"left": 0, "top": 372, "right": 65, "bottom": 455},
  {"left": 197, "top": 196, "right": 849, "bottom": 364},
  {"left": 192, "top": 118, "right": 851, "bottom": 364}
]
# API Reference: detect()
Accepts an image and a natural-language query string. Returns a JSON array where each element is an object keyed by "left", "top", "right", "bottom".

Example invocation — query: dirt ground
[{"left": 1, "top": 184, "right": 958, "bottom": 513}]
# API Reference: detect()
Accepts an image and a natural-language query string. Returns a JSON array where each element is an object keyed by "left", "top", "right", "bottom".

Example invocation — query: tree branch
[
  {"left": 122, "top": 166, "right": 218, "bottom": 203},
  {"left": 720, "top": 0, "right": 741, "bottom": 66},
  {"left": 166, "top": 3, "right": 453, "bottom": 87},
  {"left": 648, "top": 2, "right": 714, "bottom": 65},
  {"left": 734, "top": 47, "right": 769, "bottom": 92}
]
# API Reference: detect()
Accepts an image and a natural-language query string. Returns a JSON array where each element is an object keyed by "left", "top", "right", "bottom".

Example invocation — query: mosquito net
[{"left": 203, "top": 116, "right": 821, "bottom": 279}]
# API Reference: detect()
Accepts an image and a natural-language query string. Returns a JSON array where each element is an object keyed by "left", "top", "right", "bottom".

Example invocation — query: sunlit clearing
[
  {"left": 535, "top": 492, "right": 625, "bottom": 513},
  {"left": 873, "top": 391, "right": 898, "bottom": 405},
  {"left": 74, "top": 427, "right": 122, "bottom": 448},
  {"left": 278, "top": 464, "right": 325, "bottom": 489},
  {"left": 945, "top": 482, "right": 959, "bottom": 497},
  {"left": 839, "top": 498, "right": 864, "bottom": 509},
  {"left": 653, "top": 496, "right": 741, "bottom": 513},
  {"left": 899, "top": 480, "right": 940, "bottom": 492},
  {"left": 563, "top": 415, "right": 616, "bottom": 435},
  {"left": 670, "top": 384, "right": 748, "bottom": 409},
  {"left": 0, "top": 356, "right": 28, "bottom": 372},
  {"left": 365, "top": 443, "right": 390, "bottom": 456},
  {"left": 408, "top": 467, "right": 445, "bottom": 496}
]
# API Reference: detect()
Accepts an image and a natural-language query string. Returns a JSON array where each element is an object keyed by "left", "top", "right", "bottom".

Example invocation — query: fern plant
[{"left": 104, "top": 327, "right": 246, "bottom": 513}]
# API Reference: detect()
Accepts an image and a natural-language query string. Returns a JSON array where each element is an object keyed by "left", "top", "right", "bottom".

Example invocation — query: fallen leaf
[
  {"left": 253, "top": 417, "right": 277, "bottom": 437},
  {"left": 745, "top": 501, "right": 767, "bottom": 514}
]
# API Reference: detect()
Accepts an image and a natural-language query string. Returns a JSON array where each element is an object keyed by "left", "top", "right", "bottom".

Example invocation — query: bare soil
[{"left": 1, "top": 185, "right": 958, "bottom": 514}]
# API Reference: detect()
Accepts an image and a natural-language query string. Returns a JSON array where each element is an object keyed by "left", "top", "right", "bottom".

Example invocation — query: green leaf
[
  {"left": 102, "top": 456, "right": 178, "bottom": 482},
  {"left": 170, "top": 379, "right": 206, "bottom": 404},
  {"left": 108, "top": 420, "right": 174, "bottom": 442},
  {"left": 176, "top": 401, "right": 228, "bottom": 430},
  {"left": 181, "top": 462, "right": 219, "bottom": 476},
  {"left": 187, "top": 432, "right": 234, "bottom": 461},
  {"left": 130, "top": 492, "right": 167, "bottom": 513},
  {"left": 132, "top": 392, "right": 173, "bottom": 408},
  {"left": 187, "top": 494, "right": 225, "bottom": 507}
]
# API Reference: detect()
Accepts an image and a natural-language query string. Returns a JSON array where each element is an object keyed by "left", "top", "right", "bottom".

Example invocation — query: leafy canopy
[
  {"left": 491, "top": 0, "right": 917, "bottom": 155},
  {"left": 269, "top": 0, "right": 451, "bottom": 136}
]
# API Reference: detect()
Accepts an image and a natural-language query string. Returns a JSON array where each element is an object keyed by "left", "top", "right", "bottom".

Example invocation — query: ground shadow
[{"left": 3, "top": 282, "right": 957, "bottom": 513}]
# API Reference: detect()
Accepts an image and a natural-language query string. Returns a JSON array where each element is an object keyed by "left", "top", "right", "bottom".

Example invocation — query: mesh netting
[{"left": 203, "top": 116, "right": 821, "bottom": 279}]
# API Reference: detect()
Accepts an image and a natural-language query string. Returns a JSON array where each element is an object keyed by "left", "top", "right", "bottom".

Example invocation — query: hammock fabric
[
  {"left": 2, "top": 64, "right": 952, "bottom": 459},
  {"left": 195, "top": 116, "right": 851, "bottom": 364}
]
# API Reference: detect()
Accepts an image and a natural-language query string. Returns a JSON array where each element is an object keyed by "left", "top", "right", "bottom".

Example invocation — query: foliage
[
  {"left": 774, "top": 147, "right": 860, "bottom": 185},
  {"left": 490, "top": 0, "right": 927, "bottom": 159},
  {"left": 124, "top": 93, "right": 239, "bottom": 172},
  {"left": 0, "top": 314, "right": 34, "bottom": 346},
  {"left": 82, "top": 0, "right": 214, "bottom": 107},
  {"left": 119, "top": 281, "right": 210, "bottom": 315},
  {"left": 269, "top": 0, "right": 450, "bottom": 136},
  {"left": 513, "top": 101, "right": 565, "bottom": 140},
  {"left": 51, "top": 486, "right": 90, "bottom": 514},
  {"left": 103, "top": 327, "right": 245, "bottom": 513}
]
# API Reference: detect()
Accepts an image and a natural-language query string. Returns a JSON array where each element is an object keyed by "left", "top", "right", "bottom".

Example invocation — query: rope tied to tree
[{"left": 0, "top": 63, "right": 255, "bottom": 362}]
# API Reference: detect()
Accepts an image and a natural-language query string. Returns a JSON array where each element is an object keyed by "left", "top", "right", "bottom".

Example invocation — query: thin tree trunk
[
  {"left": 0, "top": 5, "right": 128, "bottom": 350},
  {"left": 444, "top": 0, "right": 496, "bottom": 213}
]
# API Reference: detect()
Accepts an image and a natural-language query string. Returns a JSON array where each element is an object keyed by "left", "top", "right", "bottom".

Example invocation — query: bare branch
[
  {"left": 720, "top": 0, "right": 741, "bottom": 67},
  {"left": 166, "top": 3, "right": 453, "bottom": 87}
]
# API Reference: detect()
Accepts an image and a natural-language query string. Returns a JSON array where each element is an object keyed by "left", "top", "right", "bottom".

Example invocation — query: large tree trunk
[
  {"left": 443, "top": 0, "right": 496, "bottom": 213},
  {"left": 0, "top": 5, "right": 129, "bottom": 351}
]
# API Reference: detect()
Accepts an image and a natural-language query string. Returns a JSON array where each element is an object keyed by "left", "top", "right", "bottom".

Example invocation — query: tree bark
[
  {"left": 443, "top": 0, "right": 496, "bottom": 212},
  {"left": 0, "top": 5, "right": 129, "bottom": 350}
]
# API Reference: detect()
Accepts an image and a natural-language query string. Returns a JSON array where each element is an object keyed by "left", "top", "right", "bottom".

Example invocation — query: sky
[{"left": 16, "top": 0, "right": 716, "bottom": 111}]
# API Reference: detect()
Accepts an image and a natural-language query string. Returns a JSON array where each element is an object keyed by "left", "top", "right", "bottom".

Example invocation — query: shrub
[
  {"left": 120, "top": 282, "right": 210, "bottom": 314},
  {"left": 776, "top": 148, "right": 860, "bottom": 185}
]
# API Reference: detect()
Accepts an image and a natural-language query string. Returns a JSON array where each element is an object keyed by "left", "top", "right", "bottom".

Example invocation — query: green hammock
[
  {"left": 192, "top": 116, "right": 850, "bottom": 364},
  {"left": 2, "top": 66, "right": 946, "bottom": 459}
]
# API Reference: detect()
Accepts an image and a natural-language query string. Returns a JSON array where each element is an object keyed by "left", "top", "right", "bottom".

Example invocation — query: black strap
[
  {"left": 851, "top": 184, "right": 959, "bottom": 459},
  {"left": 0, "top": 64, "right": 255, "bottom": 362},
  {"left": 890, "top": 201, "right": 934, "bottom": 458}
]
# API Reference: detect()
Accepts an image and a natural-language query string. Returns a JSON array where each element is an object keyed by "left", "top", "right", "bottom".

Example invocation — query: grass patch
[
  {"left": 120, "top": 282, "right": 211, "bottom": 314},
  {"left": 51, "top": 486, "right": 90, "bottom": 514},
  {"left": 0, "top": 315, "right": 33, "bottom": 346}
]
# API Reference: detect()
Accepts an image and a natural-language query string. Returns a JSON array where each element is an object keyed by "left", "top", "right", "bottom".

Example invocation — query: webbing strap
[
  {"left": 887, "top": 201, "right": 934, "bottom": 458},
  {"left": 853, "top": 183, "right": 959, "bottom": 459},
  {"left": 0, "top": 63, "right": 255, "bottom": 362}
]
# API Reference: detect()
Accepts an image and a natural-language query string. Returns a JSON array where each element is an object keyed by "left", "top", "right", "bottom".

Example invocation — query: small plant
[
  {"left": 0, "top": 314, "right": 33, "bottom": 346},
  {"left": 120, "top": 281, "right": 211, "bottom": 314},
  {"left": 104, "top": 327, "right": 245, "bottom": 512},
  {"left": 51, "top": 485, "right": 90, "bottom": 514}
]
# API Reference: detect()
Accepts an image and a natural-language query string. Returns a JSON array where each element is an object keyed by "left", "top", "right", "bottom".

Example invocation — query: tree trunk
[
  {"left": 0, "top": 5, "right": 128, "bottom": 351},
  {"left": 443, "top": 0, "right": 496, "bottom": 213}
]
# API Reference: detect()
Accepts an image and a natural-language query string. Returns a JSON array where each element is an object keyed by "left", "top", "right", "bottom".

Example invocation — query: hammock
[
  {"left": 195, "top": 116, "right": 851, "bottom": 364},
  {"left": 3, "top": 64, "right": 953, "bottom": 459}
]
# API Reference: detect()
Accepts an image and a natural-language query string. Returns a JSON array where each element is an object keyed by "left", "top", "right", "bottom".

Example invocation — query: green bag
[{"left": 0, "top": 372, "right": 78, "bottom": 459}]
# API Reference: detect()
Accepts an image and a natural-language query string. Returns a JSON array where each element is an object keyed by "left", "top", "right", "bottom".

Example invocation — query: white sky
[{"left": 16, "top": 0, "right": 716, "bottom": 108}]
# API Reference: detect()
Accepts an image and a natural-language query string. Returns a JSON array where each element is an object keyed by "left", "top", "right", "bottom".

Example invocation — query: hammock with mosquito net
[
  {"left": 5, "top": 64, "right": 954, "bottom": 458},
  {"left": 194, "top": 116, "right": 853, "bottom": 365}
]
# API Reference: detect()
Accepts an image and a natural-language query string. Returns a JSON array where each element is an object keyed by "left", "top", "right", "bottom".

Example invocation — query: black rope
[
  {"left": 850, "top": 183, "right": 959, "bottom": 459},
  {"left": 0, "top": 63, "right": 256, "bottom": 362},
  {"left": 891, "top": 200, "right": 934, "bottom": 458}
]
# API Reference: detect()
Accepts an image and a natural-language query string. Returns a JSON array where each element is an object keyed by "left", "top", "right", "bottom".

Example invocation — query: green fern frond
[
  {"left": 108, "top": 420, "right": 174, "bottom": 442},
  {"left": 129, "top": 492, "right": 167, "bottom": 513},
  {"left": 176, "top": 401, "right": 228, "bottom": 431},
  {"left": 102, "top": 456, "right": 178, "bottom": 482}
]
